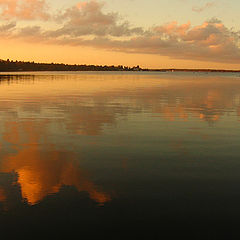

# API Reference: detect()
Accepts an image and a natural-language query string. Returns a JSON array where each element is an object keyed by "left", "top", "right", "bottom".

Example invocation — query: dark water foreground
[{"left": 0, "top": 71, "right": 240, "bottom": 239}]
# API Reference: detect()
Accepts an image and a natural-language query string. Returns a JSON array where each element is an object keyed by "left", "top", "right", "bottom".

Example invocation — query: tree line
[{"left": 0, "top": 59, "right": 143, "bottom": 72}]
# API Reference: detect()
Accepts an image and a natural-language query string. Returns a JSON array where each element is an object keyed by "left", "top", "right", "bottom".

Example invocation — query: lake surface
[{"left": 0, "top": 71, "right": 240, "bottom": 238}]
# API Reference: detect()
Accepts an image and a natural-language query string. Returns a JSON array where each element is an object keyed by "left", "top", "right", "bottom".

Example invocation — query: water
[{"left": 0, "top": 71, "right": 240, "bottom": 238}]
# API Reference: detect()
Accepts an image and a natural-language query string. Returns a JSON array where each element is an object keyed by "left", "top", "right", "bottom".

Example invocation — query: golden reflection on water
[
  {"left": 0, "top": 72, "right": 240, "bottom": 209},
  {"left": 0, "top": 73, "right": 239, "bottom": 126},
  {"left": 0, "top": 120, "right": 111, "bottom": 207}
]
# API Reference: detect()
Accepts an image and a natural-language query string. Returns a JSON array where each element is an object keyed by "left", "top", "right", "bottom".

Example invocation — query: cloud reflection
[
  {"left": 0, "top": 73, "right": 240, "bottom": 209},
  {"left": 0, "top": 120, "right": 111, "bottom": 207}
]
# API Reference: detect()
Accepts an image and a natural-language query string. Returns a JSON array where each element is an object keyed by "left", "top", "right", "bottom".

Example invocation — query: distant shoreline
[
  {"left": 0, "top": 59, "right": 239, "bottom": 73},
  {"left": 1, "top": 69, "right": 240, "bottom": 73},
  {"left": 148, "top": 69, "right": 240, "bottom": 73}
]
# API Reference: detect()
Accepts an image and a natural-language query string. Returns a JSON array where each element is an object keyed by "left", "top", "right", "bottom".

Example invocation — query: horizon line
[{"left": 0, "top": 59, "right": 240, "bottom": 73}]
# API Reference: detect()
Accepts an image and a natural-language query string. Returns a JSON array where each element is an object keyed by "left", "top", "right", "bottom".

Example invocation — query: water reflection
[
  {"left": 0, "top": 73, "right": 239, "bottom": 207},
  {"left": 1, "top": 73, "right": 240, "bottom": 126},
  {"left": 1, "top": 72, "right": 240, "bottom": 237},
  {"left": 0, "top": 120, "right": 110, "bottom": 207}
]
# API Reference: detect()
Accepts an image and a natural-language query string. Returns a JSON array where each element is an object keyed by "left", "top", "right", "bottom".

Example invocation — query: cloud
[
  {"left": 192, "top": 1, "right": 216, "bottom": 13},
  {"left": 0, "top": 0, "right": 49, "bottom": 20},
  {"left": 48, "top": 0, "right": 143, "bottom": 37},
  {"left": 0, "top": 21, "right": 15, "bottom": 32},
  {"left": 39, "top": 18, "right": 240, "bottom": 64}
]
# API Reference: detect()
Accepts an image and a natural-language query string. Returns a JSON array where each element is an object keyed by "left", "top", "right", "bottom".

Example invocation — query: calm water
[{"left": 0, "top": 71, "right": 240, "bottom": 238}]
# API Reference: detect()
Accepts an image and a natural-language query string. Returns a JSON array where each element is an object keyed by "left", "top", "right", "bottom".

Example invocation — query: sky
[{"left": 0, "top": 0, "right": 240, "bottom": 69}]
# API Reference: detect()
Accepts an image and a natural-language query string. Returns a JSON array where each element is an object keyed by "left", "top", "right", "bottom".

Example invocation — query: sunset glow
[
  {"left": 0, "top": 0, "right": 240, "bottom": 69},
  {"left": 1, "top": 1, "right": 240, "bottom": 238}
]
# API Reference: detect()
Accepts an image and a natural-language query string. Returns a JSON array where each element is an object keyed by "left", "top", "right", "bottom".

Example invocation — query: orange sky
[
  {"left": 1, "top": 39, "right": 240, "bottom": 70},
  {"left": 0, "top": 0, "right": 240, "bottom": 69}
]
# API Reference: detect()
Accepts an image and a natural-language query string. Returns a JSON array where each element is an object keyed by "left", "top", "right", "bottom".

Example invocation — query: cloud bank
[{"left": 0, "top": 0, "right": 240, "bottom": 64}]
